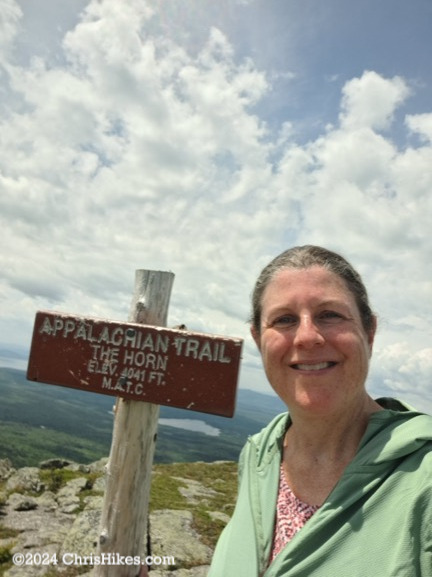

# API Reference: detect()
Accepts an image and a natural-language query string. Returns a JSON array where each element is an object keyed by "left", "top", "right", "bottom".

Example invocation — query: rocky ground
[{"left": 0, "top": 458, "right": 237, "bottom": 576}]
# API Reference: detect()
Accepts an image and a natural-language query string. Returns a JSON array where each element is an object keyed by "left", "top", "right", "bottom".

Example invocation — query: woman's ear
[
  {"left": 250, "top": 325, "right": 261, "bottom": 351},
  {"left": 367, "top": 315, "right": 378, "bottom": 356}
]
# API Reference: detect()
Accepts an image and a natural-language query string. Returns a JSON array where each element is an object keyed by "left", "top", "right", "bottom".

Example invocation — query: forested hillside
[{"left": 0, "top": 367, "right": 285, "bottom": 467}]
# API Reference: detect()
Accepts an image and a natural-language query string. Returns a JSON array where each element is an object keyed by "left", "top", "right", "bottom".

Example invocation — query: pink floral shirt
[{"left": 269, "top": 464, "right": 320, "bottom": 563}]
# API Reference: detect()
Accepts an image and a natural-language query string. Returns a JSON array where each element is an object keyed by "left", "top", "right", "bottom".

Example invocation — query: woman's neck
[
  {"left": 281, "top": 396, "right": 383, "bottom": 505},
  {"left": 284, "top": 395, "right": 382, "bottom": 466}
]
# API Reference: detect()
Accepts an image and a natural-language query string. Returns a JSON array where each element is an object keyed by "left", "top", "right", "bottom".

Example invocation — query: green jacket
[{"left": 208, "top": 398, "right": 432, "bottom": 577}]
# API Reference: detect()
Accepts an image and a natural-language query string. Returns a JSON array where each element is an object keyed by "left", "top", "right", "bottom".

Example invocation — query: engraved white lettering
[
  {"left": 173, "top": 337, "right": 231, "bottom": 363},
  {"left": 39, "top": 316, "right": 54, "bottom": 335},
  {"left": 75, "top": 323, "right": 87, "bottom": 340},
  {"left": 63, "top": 319, "right": 75, "bottom": 337},
  {"left": 198, "top": 341, "right": 213, "bottom": 361},
  {"left": 35, "top": 315, "right": 236, "bottom": 404},
  {"left": 102, "top": 376, "right": 112, "bottom": 389},
  {"left": 111, "top": 327, "right": 123, "bottom": 346}
]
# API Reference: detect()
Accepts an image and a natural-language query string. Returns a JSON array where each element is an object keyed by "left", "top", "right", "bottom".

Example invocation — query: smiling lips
[{"left": 291, "top": 361, "right": 337, "bottom": 371}]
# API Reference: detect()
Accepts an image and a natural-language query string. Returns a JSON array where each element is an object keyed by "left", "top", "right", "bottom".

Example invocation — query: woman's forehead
[{"left": 263, "top": 266, "right": 355, "bottom": 306}]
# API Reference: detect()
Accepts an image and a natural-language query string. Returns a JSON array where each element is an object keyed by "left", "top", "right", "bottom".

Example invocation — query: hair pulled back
[{"left": 251, "top": 245, "right": 375, "bottom": 335}]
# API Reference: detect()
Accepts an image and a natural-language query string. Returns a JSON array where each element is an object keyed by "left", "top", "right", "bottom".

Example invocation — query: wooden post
[
  {"left": 27, "top": 268, "right": 243, "bottom": 573},
  {"left": 94, "top": 270, "right": 174, "bottom": 576}
]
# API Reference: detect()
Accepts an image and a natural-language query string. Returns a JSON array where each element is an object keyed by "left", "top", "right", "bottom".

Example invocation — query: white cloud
[
  {"left": 0, "top": 0, "right": 22, "bottom": 58},
  {"left": 406, "top": 112, "right": 432, "bottom": 143},
  {"left": 0, "top": 0, "right": 274, "bottom": 336},
  {"left": 370, "top": 344, "right": 432, "bottom": 413},
  {"left": 339, "top": 70, "right": 411, "bottom": 131},
  {"left": 0, "top": 0, "right": 430, "bottom": 414}
]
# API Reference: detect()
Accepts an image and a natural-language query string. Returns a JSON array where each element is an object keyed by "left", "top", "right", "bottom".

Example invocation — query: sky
[{"left": 0, "top": 0, "right": 431, "bottom": 413}]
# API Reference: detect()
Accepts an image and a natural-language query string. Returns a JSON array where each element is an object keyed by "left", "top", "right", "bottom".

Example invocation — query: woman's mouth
[{"left": 291, "top": 361, "right": 337, "bottom": 371}]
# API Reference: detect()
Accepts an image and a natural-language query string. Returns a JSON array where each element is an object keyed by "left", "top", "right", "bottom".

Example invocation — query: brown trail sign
[
  {"left": 27, "top": 312, "right": 241, "bottom": 417},
  {"left": 26, "top": 270, "right": 243, "bottom": 576}
]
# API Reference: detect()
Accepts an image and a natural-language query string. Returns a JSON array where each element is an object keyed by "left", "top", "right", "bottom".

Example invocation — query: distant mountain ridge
[{"left": 0, "top": 366, "right": 285, "bottom": 468}]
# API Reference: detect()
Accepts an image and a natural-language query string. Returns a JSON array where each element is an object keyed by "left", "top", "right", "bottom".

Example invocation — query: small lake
[{"left": 158, "top": 418, "right": 220, "bottom": 437}]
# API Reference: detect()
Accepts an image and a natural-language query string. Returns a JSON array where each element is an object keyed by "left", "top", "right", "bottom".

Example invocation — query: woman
[{"left": 208, "top": 245, "right": 432, "bottom": 577}]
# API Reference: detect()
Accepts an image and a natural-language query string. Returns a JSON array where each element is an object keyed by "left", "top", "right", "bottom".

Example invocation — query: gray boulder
[
  {"left": 150, "top": 509, "right": 212, "bottom": 567},
  {"left": 6, "top": 467, "right": 43, "bottom": 494}
]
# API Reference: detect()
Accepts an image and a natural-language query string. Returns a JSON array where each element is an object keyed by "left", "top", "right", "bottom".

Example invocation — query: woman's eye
[
  {"left": 272, "top": 315, "right": 297, "bottom": 327},
  {"left": 318, "top": 311, "right": 344, "bottom": 323}
]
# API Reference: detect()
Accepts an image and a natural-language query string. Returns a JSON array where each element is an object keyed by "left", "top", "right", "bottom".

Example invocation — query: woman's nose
[{"left": 293, "top": 316, "right": 325, "bottom": 348}]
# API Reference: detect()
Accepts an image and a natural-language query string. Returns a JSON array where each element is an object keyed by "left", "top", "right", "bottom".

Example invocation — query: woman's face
[{"left": 251, "top": 266, "right": 376, "bottom": 417}]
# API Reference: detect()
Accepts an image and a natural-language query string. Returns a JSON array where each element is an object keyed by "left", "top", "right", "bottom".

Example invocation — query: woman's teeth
[{"left": 293, "top": 362, "right": 335, "bottom": 371}]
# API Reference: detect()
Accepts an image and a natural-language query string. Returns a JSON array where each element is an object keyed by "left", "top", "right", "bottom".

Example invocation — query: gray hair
[{"left": 251, "top": 245, "right": 375, "bottom": 335}]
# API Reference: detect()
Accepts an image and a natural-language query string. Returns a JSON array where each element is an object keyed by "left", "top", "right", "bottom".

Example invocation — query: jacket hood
[
  {"left": 248, "top": 412, "right": 289, "bottom": 470},
  {"left": 355, "top": 397, "right": 432, "bottom": 465}
]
